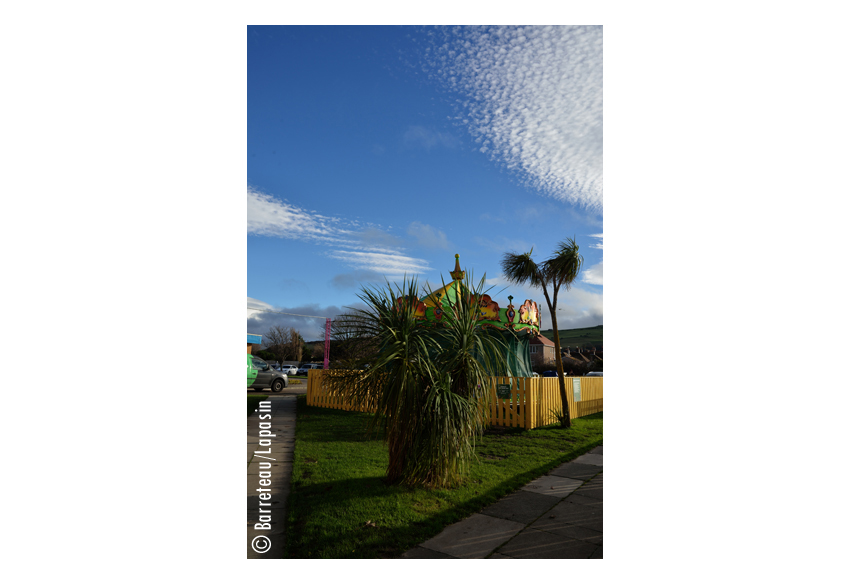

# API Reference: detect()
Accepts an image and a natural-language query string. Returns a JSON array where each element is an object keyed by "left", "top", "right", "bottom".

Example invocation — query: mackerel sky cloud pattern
[{"left": 426, "top": 26, "right": 603, "bottom": 209}]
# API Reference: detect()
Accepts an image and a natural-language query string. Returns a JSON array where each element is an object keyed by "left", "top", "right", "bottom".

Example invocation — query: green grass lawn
[
  {"left": 247, "top": 395, "right": 267, "bottom": 416},
  {"left": 285, "top": 394, "right": 602, "bottom": 558}
]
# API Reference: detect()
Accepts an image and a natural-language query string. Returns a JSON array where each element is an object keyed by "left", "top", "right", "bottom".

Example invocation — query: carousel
[{"left": 395, "top": 254, "right": 542, "bottom": 376}]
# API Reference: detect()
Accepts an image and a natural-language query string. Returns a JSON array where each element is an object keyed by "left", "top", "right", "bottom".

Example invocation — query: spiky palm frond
[
  {"left": 499, "top": 249, "right": 544, "bottom": 288},
  {"left": 544, "top": 237, "right": 583, "bottom": 290},
  {"left": 324, "top": 274, "right": 512, "bottom": 487}
]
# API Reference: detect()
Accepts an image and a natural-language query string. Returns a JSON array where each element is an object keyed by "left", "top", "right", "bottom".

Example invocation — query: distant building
[
  {"left": 247, "top": 333, "right": 262, "bottom": 354},
  {"left": 529, "top": 335, "right": 557, "bottom": 363}
]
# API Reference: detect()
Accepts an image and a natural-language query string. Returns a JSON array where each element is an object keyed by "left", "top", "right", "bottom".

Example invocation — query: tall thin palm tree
[
  {"left": 500, "top": 237, "right": 584, "bottom": 428},
  {"left": 326, "top": 274, "right": 511, "bottom": 487}
]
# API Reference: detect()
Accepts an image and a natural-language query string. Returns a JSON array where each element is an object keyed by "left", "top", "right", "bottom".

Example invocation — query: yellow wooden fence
[{"left": 306, "top": 369, "right": 602, "bottom": 430}]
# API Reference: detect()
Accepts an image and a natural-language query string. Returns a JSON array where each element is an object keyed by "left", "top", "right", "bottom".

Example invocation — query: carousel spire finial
[{"left": 450, "top": 253, "right": 465, "bottom": 281}]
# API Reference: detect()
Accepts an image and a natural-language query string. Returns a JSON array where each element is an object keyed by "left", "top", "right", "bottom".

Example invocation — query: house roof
[{"left": 530, "top": 335, "right": 555, "bottom": 347}]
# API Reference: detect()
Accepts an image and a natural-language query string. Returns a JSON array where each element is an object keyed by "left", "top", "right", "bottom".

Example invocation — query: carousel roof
[{"left": 408, "top": 254, "right": 542, "bottom": 335}]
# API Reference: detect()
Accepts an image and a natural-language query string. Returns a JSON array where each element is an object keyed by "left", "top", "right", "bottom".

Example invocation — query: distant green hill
[{"left": 539, "top": 325, "right": 603, "bottom": 349}]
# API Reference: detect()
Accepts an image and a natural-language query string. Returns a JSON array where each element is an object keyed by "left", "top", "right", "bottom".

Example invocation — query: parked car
[
  {"left": 282, "top": 365, "right": 299, "bottom": 375},
  {"left": 542, "top": 370, "right": 558, "bottom": 377},
  {"left": 296, "top": 363, "right": 323, "bottom": 376},
  {"left": 586, "top": 371, "right": 603, "bottom": 377},
  {"left": 247, "top": 355, "right": 288, "bottom": 392}
]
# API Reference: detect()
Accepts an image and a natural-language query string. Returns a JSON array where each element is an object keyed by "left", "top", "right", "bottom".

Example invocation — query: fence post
[
  {"left": 522, "top": 377, "right": 529, "bottom": 429},
  {"left": 306, "top": 370, "right": 312, "bottom": 405}
]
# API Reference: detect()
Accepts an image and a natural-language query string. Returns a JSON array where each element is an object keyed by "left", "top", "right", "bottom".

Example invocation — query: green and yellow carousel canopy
[{"left": 395, "top": 254, "right": 541, "bottom": 335}]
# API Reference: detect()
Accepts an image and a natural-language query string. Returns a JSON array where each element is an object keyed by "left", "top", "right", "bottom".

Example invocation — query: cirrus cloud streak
[{"left": 248, "top": 187, "right": 433, "bottom": 276}]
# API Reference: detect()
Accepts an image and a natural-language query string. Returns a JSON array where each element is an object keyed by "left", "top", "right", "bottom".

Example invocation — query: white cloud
[
  {"left": 426, "top": 26, "right": 603, "bottom": 209},
  {"left": 547, "top": 286, "right": 603, "bottom": 329},
  {"left": 407, "top": 221, "right": 450, "bottom": 249},
  {"left": 247, "top": 186, "right": 352, "bottom": 243},
  {"left": 247, "top": 296, "right": 274, "bottom": 320},
  {"left": 582, "top": 260, "right": 603, "bottom": 285},
  {"left": 589, "top": 232, "right": 603, "bottom": 250},
  {"left": 248, "top": 187, "right": 435, "bottom": 274},
  {"left": 327, "top": 250, "right": 431, "bottom": 275}
]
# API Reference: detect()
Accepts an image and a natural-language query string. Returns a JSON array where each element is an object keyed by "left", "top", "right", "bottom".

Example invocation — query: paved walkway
[
  {"left": 246, "top": 390, "right": 599, "bottom": 559},
  {"left": 246, "top": 393, "right": 300, "bottom": 559},
  {"left": 402, "top": 445, "right": 603, "bottom": 559}
]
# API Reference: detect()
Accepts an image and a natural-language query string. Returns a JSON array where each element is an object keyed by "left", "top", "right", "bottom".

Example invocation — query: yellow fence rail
[{"left": 306, "top": 369, "right": 602, "bottom": 430}]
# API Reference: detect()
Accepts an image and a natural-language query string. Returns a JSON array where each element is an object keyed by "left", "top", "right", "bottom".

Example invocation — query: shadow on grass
[
  {"left": 285, "top": 396, "right": 602, "bottom": 558},
  {"left": 285, "top": 437, "right": 601, "bottom": 559}
]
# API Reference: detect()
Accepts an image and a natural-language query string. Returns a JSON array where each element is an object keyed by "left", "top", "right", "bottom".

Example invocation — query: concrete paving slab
[
  {"left": 418, "top": 513, "right": 526, "bottom": 558},
  {"left": 247, "top": 460, "right": 290, "bottom": 475},
  {"left": 247, "top": 476, "right": 291, "bottom": 497},
  {"left": 400, "top": 546, "right": 456, "bottom": 558},
  {"left": 496, "top": 528, "right": 598, "bottom": 559},
  {"left": 247, "top": 510, "right": 288, "bottom": 529},
  {"left": 246, "top": 511, "right": 286, "bottom": 533},
  {"left": 246, "top": 495, "right": 288, "bottom": 514},
  {"left": 574, "top": 478, "right": 603, "bottom": 500},
  {"left": 480, "top": 490, "right": 561, "bottom": 524},
  {"left": 250, "top": 451, "right": 293, "bottom": 461},
  {"left": 246, "top": 429, "right": 296, "bottom": 439},
  {"left": 249, "top": 445, "right": 291, "bottom": 453},
  {"left": 247, "top": 395, "right": 297, "bottom": 559},
  {"left": 262, "top": 443, "right": 296, "bottom": 451},
  {"left": 530, "top": 500, "right": 603, "bottom": 535},
  {"left": 520, "top": 474, "right": 584, "bottom": 498},
  {"left": 247, "top": 525, "right": 286, "bottom": 559},
  {"left": 247, "top": 483, "right": 289, "bottom": 502},
  {"left": 563, "top": 492, "right": 603, "bottom": 508},
  {"left": 590, "top": 445, "right": 602, "bottom": 455},
  {"left": 537, "top": 522, "right": 602, "bottom": 544},
  {"left": 572, "top": 453, "right": 603, "bottom": 466},
  {"left": 246, "top": 495, "right": 287, "bottom": 524},
  {"left": 548, "top": 461, "right": 602, "bottom": 481},
  {"left": 589, "top": 545, "right": 603, "bottom": 558},
  {"left": 255, "top": 487, "right": 290, "bottom": 502}
]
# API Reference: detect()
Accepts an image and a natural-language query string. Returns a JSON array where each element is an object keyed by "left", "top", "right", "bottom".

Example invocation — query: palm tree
[
  {"left": 326, "top": 274, "right": 511, "bottom": 487},
  {"left": 500, "top": 237, "right": 584, "bottom": 428}
]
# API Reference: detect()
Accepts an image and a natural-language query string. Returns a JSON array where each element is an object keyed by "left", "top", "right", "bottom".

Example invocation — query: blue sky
[{"left": 247, "top": 25, "right": 603, "bottom": 341}]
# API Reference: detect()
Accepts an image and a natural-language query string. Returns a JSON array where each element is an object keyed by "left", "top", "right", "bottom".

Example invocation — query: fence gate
[{"left": 490, "top": 377, "right": 532, "bottom": 429}]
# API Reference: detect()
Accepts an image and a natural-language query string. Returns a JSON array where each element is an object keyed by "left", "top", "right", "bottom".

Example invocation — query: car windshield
[{"left": 251, "top": 356, "right": 267, "bottom": 368}]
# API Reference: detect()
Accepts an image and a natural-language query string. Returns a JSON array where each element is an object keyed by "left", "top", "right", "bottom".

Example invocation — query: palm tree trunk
[
  {"left": 548, "top": 305, "right": 571, "bottom": 428},
  {"left": 386, "top": 430, "right": 407, "bottom": 484}
]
